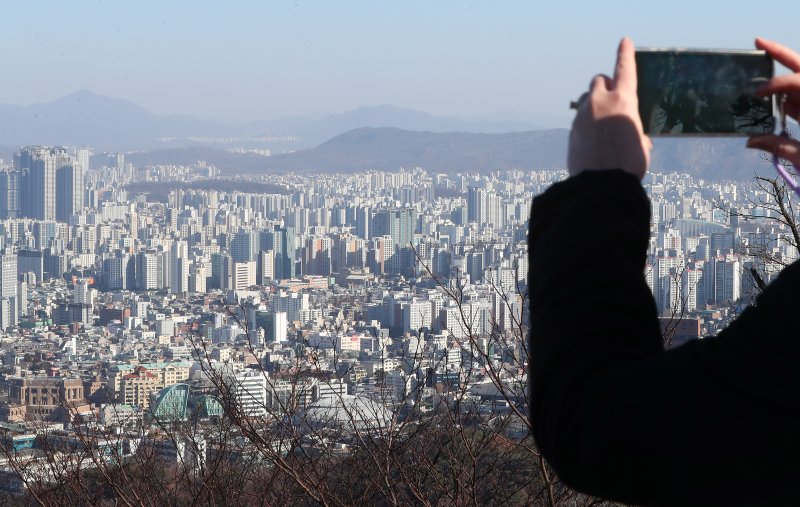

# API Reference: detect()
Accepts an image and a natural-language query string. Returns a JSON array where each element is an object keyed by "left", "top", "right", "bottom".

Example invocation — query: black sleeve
[{"left": 529, "top": 169, "right": 800, "bottom": 506}]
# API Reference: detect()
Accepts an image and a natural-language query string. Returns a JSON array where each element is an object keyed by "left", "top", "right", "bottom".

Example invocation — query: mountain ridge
[
  {"left": 0, "top": 90, "right": 554, "bottom": 151},
  {"left": 0, "top": 91, "right": 774, "bottom": 181},
  {"left": 125, "top": 127, "right": 772, "bottom": 181}
]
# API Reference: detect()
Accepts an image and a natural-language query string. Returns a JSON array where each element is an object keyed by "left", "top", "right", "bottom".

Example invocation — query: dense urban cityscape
[{"left": 0, "top": 143, "right": 790, "bottom": 501}]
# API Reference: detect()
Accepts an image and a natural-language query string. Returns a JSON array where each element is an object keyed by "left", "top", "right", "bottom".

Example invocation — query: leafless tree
[{"left": 721, "top": 139, "right": 800, "bottom": 303}]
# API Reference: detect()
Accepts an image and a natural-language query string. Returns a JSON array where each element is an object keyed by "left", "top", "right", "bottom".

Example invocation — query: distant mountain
[
  {"left": 256, "top": 127, "right": 568, "bottom": 173},
  {"left": 0, "top": 91, "right": 556, "bottom": 152},
  {"left": 0, "top": 90, "right": 231, "bottom": 151},
  {"left": 122, "top": 127, "right": 771, "bottom": 181},
  {"left": 114, "top": 128, "right": 569, "bottom": 175},
  {"left": 0, "top": 90, "right": 774, "bottom": 181},
  {"left": 649, "top": 136, "right": 770, "bottom": 180},
  {"left": 261, "top": 128, "right": 777, "bottom": 180},
  {"left": 250, "top": 105, "right": 549, "bottom": 148}
]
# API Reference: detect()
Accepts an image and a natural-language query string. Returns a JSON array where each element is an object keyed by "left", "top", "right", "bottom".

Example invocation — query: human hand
[
  {"left": 746, "top": 38, "right": 800, "bottom": 167},
  {"left": 568, "top": 38, "right": 652, "bottom": 180}
]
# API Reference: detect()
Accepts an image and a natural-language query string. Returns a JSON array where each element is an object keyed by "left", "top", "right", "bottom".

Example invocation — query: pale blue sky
[{"left": 0, "top": 1, "right": 797, "bottom": 124}]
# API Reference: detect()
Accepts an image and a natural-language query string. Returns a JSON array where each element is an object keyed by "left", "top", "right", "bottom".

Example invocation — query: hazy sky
[{"left": 0, "top": 1, "right": 797, "bottom": 124}]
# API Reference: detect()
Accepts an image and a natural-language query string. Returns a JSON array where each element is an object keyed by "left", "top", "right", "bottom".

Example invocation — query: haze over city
[
  {"left": 1, "top": 1, "right": 797, "bottom": 125},
  {"left": 0, "top": 2, "right": 796, "bottom": 504}
]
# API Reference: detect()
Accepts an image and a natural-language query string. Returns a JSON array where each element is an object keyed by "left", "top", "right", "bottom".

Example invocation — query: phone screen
[{"left": 635, "top": 49, "right": 774, "bottom": 136}]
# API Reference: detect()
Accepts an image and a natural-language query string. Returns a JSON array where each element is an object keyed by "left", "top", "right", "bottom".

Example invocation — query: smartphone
[{"left": 635, "top": 49, "right": 775, "bottom": 136}]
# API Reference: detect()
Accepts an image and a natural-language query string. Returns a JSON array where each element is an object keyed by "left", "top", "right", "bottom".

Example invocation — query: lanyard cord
[
  {"left": 772, "top": 94, "right": 800, "bottom": 198},
  {"left": 772, "top": 132, "right": 800, "bottom": 197}
]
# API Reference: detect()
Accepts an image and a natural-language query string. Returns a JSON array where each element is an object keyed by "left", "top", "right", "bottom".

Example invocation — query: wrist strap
[{"left": 772, "top": 94, "right": 800, "bottom": 197}]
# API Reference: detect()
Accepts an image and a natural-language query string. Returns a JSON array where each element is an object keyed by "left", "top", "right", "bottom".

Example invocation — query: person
[{"left": 528, "top": 37, "right": 800, "bottom": 506}]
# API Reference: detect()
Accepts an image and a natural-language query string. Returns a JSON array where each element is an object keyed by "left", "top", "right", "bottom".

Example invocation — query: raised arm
[{"left": 529, "top": 38, "right": 800, "bottom": 506}]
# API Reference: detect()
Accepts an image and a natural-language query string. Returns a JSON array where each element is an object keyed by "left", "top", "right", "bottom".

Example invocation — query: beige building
[
  {"left": 120, "top": 367, "right": 161, "bottom": 410},
  {"left": 232, "top": 261, "right": 256, "bottom": 290},
  {"left": 109, "top": 361, "right": 192, "bottom": 401}
]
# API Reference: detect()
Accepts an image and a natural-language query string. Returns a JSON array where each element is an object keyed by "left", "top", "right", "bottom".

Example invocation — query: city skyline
[
  {"left": 0, "top": 2, "right": 797, "bottom": 501},
  {"left": 0, "top": 136, "right": 790, "bottom": 500}
]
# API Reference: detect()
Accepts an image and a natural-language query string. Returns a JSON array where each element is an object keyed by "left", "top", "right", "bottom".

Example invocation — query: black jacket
[{"left": 529, "top": 169, "right": 800, "bottom": 506}]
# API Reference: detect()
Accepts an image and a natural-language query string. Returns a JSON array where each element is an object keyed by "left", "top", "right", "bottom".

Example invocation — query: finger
[
  {"left": 613, "top": 37, "right": 637, "bottom": 93},
  {"left": 777, "top": 99, "right": 800, "bottom": 122},
  {"left": 747, "top": 134, "right": 800, "bottom": 163},
  {"left": 751, "top": 92, "right": 800, "bottom": 122},
  {"left": 590, "top": 74, "right": 612, "bottom": 94},
  {"left": 786, "top": 102, "right": 800, "bottom": 121},
  {"left": 756, "top": 37, "right": 800, "bottom": 73},
  {"left": 756, "top": 74, "right": 800, "bottom": 97}
]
